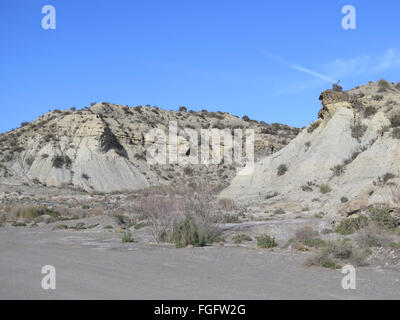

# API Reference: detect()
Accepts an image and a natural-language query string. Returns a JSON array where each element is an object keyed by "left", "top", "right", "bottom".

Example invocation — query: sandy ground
[{"left": 0, "top": 228, "right": 399, "bottom": 300}]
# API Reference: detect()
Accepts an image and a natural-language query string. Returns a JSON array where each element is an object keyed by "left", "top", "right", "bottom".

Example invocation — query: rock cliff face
[
  {"left": 0, "top": 104, "right": 298, "bottom": 192},
  {"left": 221, "top": 81, "right": 400, "bottom": 215}
]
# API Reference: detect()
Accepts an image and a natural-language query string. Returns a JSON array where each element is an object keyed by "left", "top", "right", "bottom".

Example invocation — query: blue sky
[{"left": 1, "top": 0, "right": 399, "bottom": 133}]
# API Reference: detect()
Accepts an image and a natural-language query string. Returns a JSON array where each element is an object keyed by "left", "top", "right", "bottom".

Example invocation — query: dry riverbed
[{"left": 0, "top": 227, "right": 399, "bottom": 299}]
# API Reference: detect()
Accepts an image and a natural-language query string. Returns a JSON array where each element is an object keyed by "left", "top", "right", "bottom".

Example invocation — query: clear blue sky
[{"left": 1, "top": 0, "right": 399, "bottom": 133}]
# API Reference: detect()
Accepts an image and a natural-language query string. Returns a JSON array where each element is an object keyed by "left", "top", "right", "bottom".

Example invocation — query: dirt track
[{"left": 0, "top": 228, "right": 399, "bottom": 299}]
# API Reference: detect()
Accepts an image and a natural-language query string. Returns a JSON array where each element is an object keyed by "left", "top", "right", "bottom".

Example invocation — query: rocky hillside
[
  {"left": 0, "top": 104, "right": 299, "bottom": 192},
  {"left": 221, "top": 80, "right": 400, "bottom": 216}
]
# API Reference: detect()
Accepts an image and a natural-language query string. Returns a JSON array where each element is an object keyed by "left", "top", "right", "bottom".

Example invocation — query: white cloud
[{"left": 322, "top": 48, "right": 400, "bottom": 79}]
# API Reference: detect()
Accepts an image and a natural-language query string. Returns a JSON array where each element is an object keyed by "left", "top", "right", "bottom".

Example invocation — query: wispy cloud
[
  {"left": 322, "top": 48, "right": 400, "bottom": 79},
  {"left": 262, "top": 52, "right": 336, "bottom": 83}
]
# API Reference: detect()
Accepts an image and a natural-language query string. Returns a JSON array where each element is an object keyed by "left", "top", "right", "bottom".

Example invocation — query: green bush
[
  {"left": 122, "top": 231, "right": 134, "bottom": 243},
  {"left": 256, "top": 234, "right": 277, "bottom": 248},
  {"left": 369, "top": 208, "right": 398, "bottom": 230},
  {"left": 307, "top": 239, "right": 370, "bottom": 268},
  {"left": 350, "top": 120, "right": 367, "bottom": 139},
  {"left": 301, "top": 185, "right": 313, "bottom": 192},
  {"left": 172, "top": 216, "right": 209, "bottom": 248},
  {"left": 12, "top": 205, "right": 59, "bottom": 222},
  {"left": 330, "top": 164, "right": 345, "bottom": 177},
  {"left": 319, "top": 184, "right": 331, "bottom": 194},
  {"left": 378, "top": 79, "right": 391, "bottom": 90},
  {"left": 12, "top": 222, "right": 27, "bottom": 227},
  {"left": 341, "top": 197, "right": 349, "bottom": 203},
  {"left": 52, "top": 155, "right": 72, "bottom": 169},
  {"left": 307, "top": 121, "right": 320, "bottom": 133},
  {"left": 363, "top": 106, "right": 377, "bottom": 118},
  {"left": 233, "top": 234, "right": 252, "bottom": 244},
  {"left": 335, "top": 215, "right": 368, "bottom": 235}
]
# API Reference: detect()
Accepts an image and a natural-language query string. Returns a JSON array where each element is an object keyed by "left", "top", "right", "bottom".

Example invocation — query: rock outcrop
[
  {"left": 0, "top": 104, "right": 299, "bottom": 192},
  {"left": 221, "top": 81, "right": 400, "bottom": 216}
]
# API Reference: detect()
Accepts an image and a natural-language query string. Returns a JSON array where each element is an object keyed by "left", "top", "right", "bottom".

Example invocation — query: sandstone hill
[
  {"left": 221, "top": 80, "right": 400, "bottom": 217},
  {"left": 0, "top": 104, "right": 299, "bottom": 192}
]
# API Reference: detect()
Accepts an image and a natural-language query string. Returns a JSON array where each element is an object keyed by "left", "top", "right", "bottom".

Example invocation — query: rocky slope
[
  {"left": 0, "top": 104, "right": 299, "bottom": 192},
  {"left": 221, "top": 80, "right": 400, "bottom": 217}
]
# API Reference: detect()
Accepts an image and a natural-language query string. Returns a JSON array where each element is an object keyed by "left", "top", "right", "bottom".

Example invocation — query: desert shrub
[
  {"left": 373, "top": 94, "right": 384, "bottom": 101},
  {"left": 313, "top": 212, "right": 325, "bottom": 218},
  {"left": 301, "top": 185, "right": 313, "bottom": 192},
  {"left": 104, "top": 225, "right": 113, "bottom": 229},
  {"left": 25, "top": 156, "right": 34, "bottom": 167},
  {"left": 41, "top": 154, "right": 49, "bottom": 159},
  {"left": 179, "top": 106, "right": 187, "bottom": 112},
  {"left": 222, "top": 213, "right": 242, "bottom": 223},
  {"left": 11, "top": 205, "right": 59, "bottom": 222},
  {"left": 378, "top": 79, "right": 391, "bottom": 90},
  {"left": 396, "top": 82, "right": 400, "bottom": 90},
  {"left": 390, "top": 112, "right": 400, "bottom": 127},
  {"left": 341, "top": 197, "right": 349, "bottom": 203},
  {"left": 183, "top": 166, "right": 194, "bottom": 176},
  {"left": 392, "top": 127, "right": 400, "bottom": 139},
  {"left": 295, "top": 226, "right": 319, "bottom": 241},
  {"left": 242, "top": 115, "right": 250, "bottom": 122},
  {"left": 305, "top": 253, "right": 339, "bottom": 269},
  {"left": 134, "top": 153, "right": 146, "bottom": 160},
  {"left": 12, "top": 222, "right": 27, "bottom": 227},
  {"left": 369, "top": 208, "right": 398, "bottom": 230},
  {"left": 383, "top": 172, "right": 395, "bottom": 183},
  {"left": 81, "top": 173, "right": 90, "bottom": 180},
  {"left": 122, "top": 231, "right": 134, "bottom": 243},
  {"left": 70, "top": 222, "right": 86, "bottom": 230},
  {"left": 319, "top": 184, "right": 331, "bottom": 194},
  {"left": 350, "top": 120, "right": 367, "bottom": 139},
  {"left": 212, "top": 121, "right": 225, "bottom": 129},
  {"left": 356, "top": 225, "right": 395, "bottom": 249},
  {"left": 20, "top": 121, "right": 29, "bottom": 127},
  {"left": 332, "top": 83, "right": 343, "bottom": 92},
  {"left": 172, "top": 216, "right": 210, "bottom": 247},
  {"left": 136, "top": 183, "right": 220, "bottom": 243},
  {"left": 256, "top": 234, "right": 277, "bottom": 248},
  {"left": 273, "top": 208, "right": 285, "bottom": 215},
  {"left": 133, "top": 222, "right": 150, "bottom": 229},
  {"left": 52, "top": 155, "right": 72, "bottom": 169},
  {"left": 335, "top": 215, "right": 368, "bottom": 235},
  {"left": 233, "top": 234, "right": 252, "bottom": 244},
  {"left": 330, "top": 164, "right": 345, "bottom": 177},
  {"left": 306, "top": 239, "right": 370, "bottom": 268},
  {"left": 277, "top": 164, "right": 288, "bottom": 176},
  {"left": 363, "top": 106, "right": 377, "bottom": 118},
  {"left": 352, "top": 99, "right": 364, "bottom": 111},
  {"left": 307, "top": 121, "right": 320, "bottom": 133}
]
